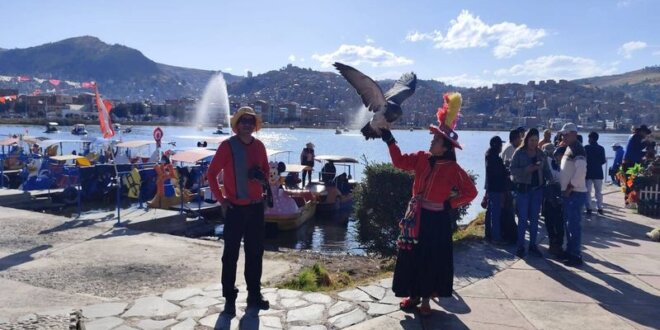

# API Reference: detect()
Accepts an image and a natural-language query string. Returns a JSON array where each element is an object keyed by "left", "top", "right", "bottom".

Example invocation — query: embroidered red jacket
[
  {"left": 207, "top": 137, "right": 270, "bottom": 206},
  {"left": 388, "top": 144, "right": 478, "bottom": 209}
]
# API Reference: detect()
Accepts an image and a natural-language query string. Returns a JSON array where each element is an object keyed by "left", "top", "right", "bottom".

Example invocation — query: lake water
[{"left": 1, "top": 123, "right": 631, "bottom": 254}]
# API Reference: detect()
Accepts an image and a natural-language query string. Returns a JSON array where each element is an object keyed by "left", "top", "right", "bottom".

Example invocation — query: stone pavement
[{"left": 1, "top": 186, "right": 659, "bottom": 329}]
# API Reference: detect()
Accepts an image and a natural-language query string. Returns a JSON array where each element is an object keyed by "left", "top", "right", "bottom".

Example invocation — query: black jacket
[
  {"left": 585, "top": 142, "right": 606, "bottom": 180},
  {"left": 485, "top": 152, "right": 509, "bottom": 192}
]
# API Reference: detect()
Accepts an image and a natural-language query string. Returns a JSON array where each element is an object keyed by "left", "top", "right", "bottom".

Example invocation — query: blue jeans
[
  {"left": 515, "top": 188, "right": 543, "bottom": 249},
  {"left": 487, "top": 191, "right": 503, "bottom": 241},
  {"left": 562, "top": 192, "right": 587, "bottom": 258}
]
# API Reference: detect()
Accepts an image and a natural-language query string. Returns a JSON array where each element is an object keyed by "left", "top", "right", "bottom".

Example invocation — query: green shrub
[
  {"left": 279, "top": 263, "right": 337, "bottom": 291},
  {"left": 354, "top": 161, "right": 477, "bottom": 257}
]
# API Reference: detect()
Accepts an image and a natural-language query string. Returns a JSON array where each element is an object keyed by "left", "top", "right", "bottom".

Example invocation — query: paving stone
[
  {"left": 162, "top": 287, "right": 204, "bottom": 301},
  {"left": 175, "top": 307, "right": 208, "bottom": 320},
  {"left": 260, "top": 315, "right": 283, "bottom": 329},
  {"left": 122, "top": 296, "right": 181, "bottom": 317},
  {"left": 457, "top": 278, "right": 507, "bottom": 299},
  {"left": 136, "top": 318, "right": 177, "bottom": 330},
  {"left": 290, "top": 326, "right": 327, "bottom": 330},
  {"left": 85, "top": 316, "right": 125, "bottom": 330},
  {"left": 344, "top": 311, "right": 422, "bottom": 330},
  {"left": 262, "top": 288, "right": 278, "bottom": 294},
  {"left": 179, "top": 296, "right": 221, "bottom": 308},
  {"left": 260, "top": 309, "right": 285, "bottom": 316},
  {"left": 264, "top": 292, "right": 280, "bottom": 304},
  {"left": 358, "top": 285, "right": 386, "bottom": 300},
  {"left": 202, "top": 290, "right": 223, "bottom": 298},
  {"left": 280, "top": 298, "right": 309, "bottom": 308},
  {"left": 286, "top": 304, "right": 326, "bottom": 323},
  {"left": 377, "top": 278, "right": 393, "bottom": 289},
  {"left": 0, "top": 318, "right": 8, "bottom": 324},
  {"left": 329, "top": 301, "right": 354, "bottom": 317},
  {"left": 378, "top": 294, "right": 401, "bottom": 305},
  {"left": 338, "top": 289, "right": 372, "bottom": 302},
  {"left": 278, "top": 289, "right": 303, "bottom": 298},
  {"left": 366, "top": 302, "right": 399, "bottom": 316},
  {"left": 328, "top": 308, "right": 367, "bottom": 329},
  {"left": 171, "top": 318, "right": 197, "bottom": 330},
  {"left": 82, "top": 302, "right": 128, "bottom": 319},
  {"left": 512, "top": 300, "right": 636, "bottom": 330},
  {"left": 113, "top": 326, "right": 139, "bottom": 330},
  {"left": 236, "top": 291, "right": 248, "bottom": 302},
  {"left": 204, "top": 283, "right": 222, "bottom": 291},
  {"left": 302, "top": 293, "right": 333, "bottom": 305},
  {"left": 199, "top": 313, "right": 238, "bottom": 329}
]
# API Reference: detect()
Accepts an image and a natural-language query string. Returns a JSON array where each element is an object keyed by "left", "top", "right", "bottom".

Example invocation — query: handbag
[{"left": 396, "top": 195, "right": 422, "bottom": 250}]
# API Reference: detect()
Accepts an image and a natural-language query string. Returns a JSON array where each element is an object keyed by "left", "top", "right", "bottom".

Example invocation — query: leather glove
[{"left": 380, "top": 129, "right": 396, "bottom": 145}]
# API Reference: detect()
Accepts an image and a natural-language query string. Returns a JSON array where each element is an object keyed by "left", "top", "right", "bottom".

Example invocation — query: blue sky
[{"left": 2, "top": 0, "right": 658, "bottom": 87}]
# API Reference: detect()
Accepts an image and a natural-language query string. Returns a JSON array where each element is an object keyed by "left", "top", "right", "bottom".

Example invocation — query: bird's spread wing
[
  {"left": 333, "top": 62, "right": 387, "bottom": 112},
  {"left": 384, "top": 72, "right": 417, "bottom": 105}
]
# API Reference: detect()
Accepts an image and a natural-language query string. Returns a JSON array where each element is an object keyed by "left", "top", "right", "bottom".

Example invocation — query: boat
[
  {"left": 289, "top": 125, "right": 295, "bottom": 130},
  {"left": 113, "top": 123, "right": 121, "bottom": 132},
  {"left": 123, "top": 126, "right": 133, "bottom": 133},
  {"left": 44, "top": 122, "right": 59, "bottom": 133},
  {"left": 312, "top": 155, "right": 358, "bottom": 213},
  {"left": 71, "top": 124, "right": 88, "bottom": 135},
  {"left": 265, "top": 162, "right": 317, "bottom": 230},
  {"left": 343, "top": 127, "right": 349, "bottom": 132},
  {"left": 213, "top": 124, "right": 228, "bottom": 135},
  {"left": 335, "top": 127, "right": 342, "bottom": 135},
  {"left": 114, "top": 140, "right": 160, "bottom": 164}
]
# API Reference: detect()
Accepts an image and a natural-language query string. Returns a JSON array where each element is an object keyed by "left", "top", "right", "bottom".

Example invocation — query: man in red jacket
[{"left": 207, "top": 106, "right": 270, "bottom": 316}]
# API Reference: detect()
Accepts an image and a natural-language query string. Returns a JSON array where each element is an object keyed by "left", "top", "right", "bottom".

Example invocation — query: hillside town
[{"left": 1, "top": 65, "right": 658, "bottom": 131}]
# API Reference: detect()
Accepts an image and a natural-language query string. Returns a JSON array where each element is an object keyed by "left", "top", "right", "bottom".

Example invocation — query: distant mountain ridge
[{"left": 0, "top": 36, "right": 242, "bottom": 100}]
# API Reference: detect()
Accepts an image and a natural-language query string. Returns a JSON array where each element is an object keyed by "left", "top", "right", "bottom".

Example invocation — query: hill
[
  {"left": 574, "top": 66, "right": 660, "bottom": 103},
  {"left": 0, "top": 36, "right": 243, "bottom": 100}
]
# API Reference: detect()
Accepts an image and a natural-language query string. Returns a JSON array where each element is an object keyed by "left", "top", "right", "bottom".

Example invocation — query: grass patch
[
  {"left": 452, "top": 211, "right": 486, "bottom": 242},
  {"left": 278, "top": 262, "right": 353, "bottom": 292}
]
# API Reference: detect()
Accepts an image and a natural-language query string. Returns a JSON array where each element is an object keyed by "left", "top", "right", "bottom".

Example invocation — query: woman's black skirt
[{"left": 392, "top": 207, "right": 454, "bottom": 298}]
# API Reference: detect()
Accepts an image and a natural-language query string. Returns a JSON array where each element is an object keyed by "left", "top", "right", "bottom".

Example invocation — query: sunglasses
[{"left": 238, "top": 117, "right": 256, "bottom": 125}]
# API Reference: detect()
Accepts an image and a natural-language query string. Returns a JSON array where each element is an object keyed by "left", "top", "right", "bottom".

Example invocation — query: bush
[
  {"left": 278, "top": 263, "right": 340, "bottom": 291},
  {"left": 354, "top": 161, "right": 477, "bottom": 257}
]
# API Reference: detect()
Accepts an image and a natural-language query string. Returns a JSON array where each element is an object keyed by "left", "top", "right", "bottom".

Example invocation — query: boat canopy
[
  {"left": 116, "top": 140, "right": 156, "bottom": 148},
  {"left": 314, "top": 155, "right": 359, "bottom": 163},
  {"left": 170, "top": 148, "right": 216, "bottom": 163},
  {"left": 280, "top": 164, "right": 312, "bottom": 173},
  {"left": 34, "top": 139, "right": 86, "bottom": 148},
  {"left": 0, "top": 137, "right": 18, "bottom": 146},
  {"left": 47, "top": 122, "right": 59, "bottom": 126}
]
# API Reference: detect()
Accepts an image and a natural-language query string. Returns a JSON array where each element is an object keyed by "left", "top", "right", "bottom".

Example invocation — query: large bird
[{"left": 334, "top": 62, "right": 417, "bottom": 139}]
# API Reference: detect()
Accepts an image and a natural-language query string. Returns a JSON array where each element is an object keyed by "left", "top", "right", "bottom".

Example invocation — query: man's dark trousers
[{"left": 221, "top": 203, "right": 265, "bottom": 300}]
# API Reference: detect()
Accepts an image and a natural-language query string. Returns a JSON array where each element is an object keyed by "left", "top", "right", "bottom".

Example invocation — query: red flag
[
  {"left": 95, "top": 86, "right": 115, "bottom": 138},
  {"left": 49, "top": 79, "right": 61, "bottom": 86}
]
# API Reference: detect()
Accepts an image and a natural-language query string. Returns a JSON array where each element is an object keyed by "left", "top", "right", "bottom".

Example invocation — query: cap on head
[
  {"left": 559, "top": 123, "right": 578, "bottom": 134},
  {"left": 306, "top": 142, "right": 315, "bottom": 148},
  {"left": 489, "top": 136, "right": 504, "bottom": 148}
]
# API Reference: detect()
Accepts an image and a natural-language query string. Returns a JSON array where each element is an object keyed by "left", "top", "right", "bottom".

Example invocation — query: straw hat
[{"left": 230, "top": 106, "right": 262, "bottom": 133}]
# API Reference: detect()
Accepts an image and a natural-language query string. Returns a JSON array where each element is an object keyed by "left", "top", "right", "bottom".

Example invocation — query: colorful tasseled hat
[{"left": 429, "top": 92, "right": 463, "bottom": 150}]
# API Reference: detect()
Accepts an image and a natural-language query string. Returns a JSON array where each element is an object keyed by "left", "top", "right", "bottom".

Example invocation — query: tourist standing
[
  {"left": 543, "top": 146, "right": 566, "bottom": 257},
  {"left": 539, "top": 129, "right": 552, "bottom": 148},
  {"left": 510, "top": 128, "right": 551, "bottom": 258},
  {"left": 207, "top": 106, "right": 271, "bottom": 316},
  {"left": 300, "top": 142, "right": 315, "bottom": 187},
  {"left": 559, "top": 123, "right": 588, "bottom": 267},
  {"left": 485, "top": 136, "right": 508, "bottom": 244},
  {"left": 609, "top": 143, "right": 624, "bottom": 184},
  {"left": 501, "top": 129, "right": 522, "bottom": 168},
  {"left": 387, "top": 93, "right": 477, "bottom": 316},
  {"left": 585, "top": 132, "right": 606, "bottom": 215}
]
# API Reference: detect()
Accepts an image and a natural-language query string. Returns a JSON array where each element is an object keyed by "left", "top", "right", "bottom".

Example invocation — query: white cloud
[
  {"left": 405, "top": 30, "right": 443, "bottom": 43},
  {"left": 312, "top": 44, "right": 413, "bottom": 68},
  {"left": 223, "top": 67, "right": 233, "bottom": 72},
  {"left": 288, "top": 54, "right": 296, "bottom": 62},
  {"left": 618, "top": 41, "right": 647, "bottom": 59},
  {"left": 434, "top": 74, "right": 503, "bottom": 88},
  {"left": 365, "top": 36, "right": 375, "bottom": 44},
  {"left": 494, "top": 55, "right": 617, "bottom": 80},
  {"left": 407, "top": 10, "right": 546, "bottom": 58}
]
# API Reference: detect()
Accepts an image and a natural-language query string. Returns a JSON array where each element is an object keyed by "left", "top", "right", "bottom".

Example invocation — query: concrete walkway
[{"left": 1, "top": 185, "right": 659, "bottom": 329}]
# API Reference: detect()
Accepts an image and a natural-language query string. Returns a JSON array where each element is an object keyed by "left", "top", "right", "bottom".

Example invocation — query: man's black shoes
[
  {"left": 247, "top": 294, "right": 270, "bottom": 310},
  {"left": 223, "top": 299, "right": 236, "bottom": 316}
]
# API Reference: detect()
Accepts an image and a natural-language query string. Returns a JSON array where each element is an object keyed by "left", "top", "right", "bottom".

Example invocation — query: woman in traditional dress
[{"left": 382, "top": 93, "right": 477, "bottom": 316}]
